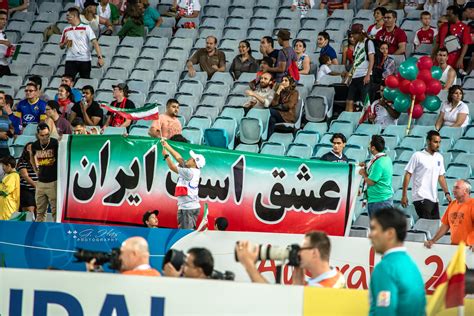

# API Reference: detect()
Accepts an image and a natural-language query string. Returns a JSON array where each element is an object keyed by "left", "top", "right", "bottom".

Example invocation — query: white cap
[{"left": 190, "top": 150, "right": 206, "bottom": 168}]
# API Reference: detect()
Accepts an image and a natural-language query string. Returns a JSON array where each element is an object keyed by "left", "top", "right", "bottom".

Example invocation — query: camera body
[
  {"left": 74, "top": 248, "right": 122, "bottom": 271},
  {"left": 235, "top": 242, "right": 301, "bottom": 267}
]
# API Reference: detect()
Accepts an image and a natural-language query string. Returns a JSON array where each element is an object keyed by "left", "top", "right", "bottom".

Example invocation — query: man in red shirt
[
  {"left": 434, "top": 5, "right": 471, "bottom": 70},
  {"left": 376, "top": 10, "right": 407, "bottom": 55},
  {"left": 414, "top": 11, "right": 438, "bottom": 49}
]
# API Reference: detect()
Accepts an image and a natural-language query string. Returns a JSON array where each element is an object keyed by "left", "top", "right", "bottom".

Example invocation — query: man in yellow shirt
[{"left": 0, "top": 156, "right": 20, "bottom": 220}]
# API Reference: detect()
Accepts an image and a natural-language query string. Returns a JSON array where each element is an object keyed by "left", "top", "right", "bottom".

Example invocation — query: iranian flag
[{"left": 101, "top": 103, "right": 159, "bottom": 121}]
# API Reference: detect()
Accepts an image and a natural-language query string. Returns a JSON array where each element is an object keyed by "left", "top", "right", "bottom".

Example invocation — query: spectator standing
[
  {"left": 161, "top": 139, "right": 206, "bottom": 229},
  {"left": 9, "top": 83, "right": 47, "bottom": 135},
  {"left": 141, "top": 0, "right": 162, "bottom": 32},
  {"left": 367, "top": 7, "right": 387, "bottom": 38},
  {"left": 81, "top": 0, "right": 114, "bottom": 37},
  {"left": 359, "top": 135, "right": 393, "bottom": 216},
  {"left": 434, "top": 5, "right": 471, "bottom": 70},
  {"left": 294, "top": 39, "right": 311, "bottom": 75},
  {"left": 345, "top": 24, "right": 375, "bottom": 112},
  {"left": 425, "top": 179, "right": 474, "bottom": 247},
  {"left": 402, "top": 130, "right": 451, "bottom": 219},
  {"left": 320, "top": 0, "right": 349, "bottom": 16},
  {"left": 103, "top": 83, "right": 135, "bottom": 128},
  {"left": 44, "top": 101, "right": 73, "bottom": 139},
  {"left": 375, "top": 10, "right": 408, "bottom": 55},
  {"left": 0, "top": 91, "right": 13, "bottom": 159},
  {"left": 169, "top": 0, "right": 201, "bottom": 19},
  {"left": 243, "top": 72, "right": 275, "bottom": 110},
  {"left": 69, "top": 85, "right": 103, "bottom": 126},
  {"left": 98, "top": 0, "right": 120, "bottom": 30},
  {"left": 414, "top": 11, "right": 438, "bottom": 49},
  {"left": 235, "top": 231, "right": 345, "bottom": 287},
  {"left": 291, "top": 0, "right": 315, "bottom": 17},
  {"left": 119, "top": 237, "right": 161, "bottom": 276},
  {"left": 317, "top": 31, "right": 338, "bottom": 65},
  {"left": 369, "top": 208, "right": 426, "bottom": 315},
  {"left": 229, "top": 40, "right": 258, "bottom": 80},
  {"left": 118, "top": 2, "right": 145, "bottom": 38},
  {"left": 260, "top": 29, "right": 297, "bottom": 83},
  {"left": 56, "top": 75, "right": 82, "bottom": 103},
  {"left": 371, "top": 42, "right": 396, "bottom": 90},
  {"left": 60, "top": 7, "right": 105, "bottom": 79},
  {"left": 149, "top": 98, "right": 182, "bottom": 139},
  {"left": 56, "top": 84, "right": 75, "bottom": 118},
  {"left": 31, "top": 123, "right": 59, "bottom": 222},
  {"left": 435, "top": 85, "right": 469, "bottom": 129},
  {"left": 342, "top": 32, "right": 355, "bottom": 71},
  {"left": 187, "top": 36, "right": 226, "bottom": 80},
  {"left": 142, "top": 210, "right": 159, "bottom": 228},
  {"left": 0, "top": 156, "right": 19, "bottom": 220},
  {"left": 436, "top": 48, "right": 458, "bottom": 89},
  {"left": 0, "top": 10, "right": 12, "bottom": 77},
  {"left": 259, "top": 36, "right": 280, "bottom": 67},
  {"left": 268, "top": 75, "right": 299, "bottom": 135},
  {"left": 424, "top": 0, "right": 449, "bottom": 21},
  {"left": 320, "top": 133, "right": 348, "bottom": 163},
  {"left": 17, "top": 142, "right": 37, "bottom": 214}
]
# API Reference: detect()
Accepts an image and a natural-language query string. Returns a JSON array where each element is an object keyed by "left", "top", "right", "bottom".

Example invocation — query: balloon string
[{"left": 406, "top": 96, "right": 416, "bottom": 136}]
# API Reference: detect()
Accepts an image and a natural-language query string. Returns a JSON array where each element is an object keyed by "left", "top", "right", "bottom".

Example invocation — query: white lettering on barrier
[
  {"left": 0, "top": 268, "right": 303, "bottom": 316},
  {"left": 170, "top": 231, "right": 473, "bottom": 292}
]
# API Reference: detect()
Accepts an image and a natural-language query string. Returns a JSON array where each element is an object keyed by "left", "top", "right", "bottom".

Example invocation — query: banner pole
[{"left": 405, "top": 96, "right": 416, "bottom": 136}]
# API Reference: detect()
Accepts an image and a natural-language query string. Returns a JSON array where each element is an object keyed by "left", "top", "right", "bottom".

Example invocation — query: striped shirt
[
  {"left": 0, "top": 115, "right": 10, "bottom": 151},
  {"left": 17, "top": 159, "right": 37, "bottom": 191}
]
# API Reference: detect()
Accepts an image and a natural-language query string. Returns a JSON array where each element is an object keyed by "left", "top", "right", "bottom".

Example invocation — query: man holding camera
[
  {"left": 235, "top": 231, "right": 345, "bottom": 288},
  {"left": 163, "top": 247, "right": 214, "bottom": 279},
  {"left": 119, "top": 237, "right": 161, "bottom": 276}
]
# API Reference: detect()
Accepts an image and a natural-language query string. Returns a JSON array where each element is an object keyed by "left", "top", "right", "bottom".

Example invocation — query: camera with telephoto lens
[
  {"left": 211, "top": 269, "right": 235, "bottom": 281},
  {"left": 74, "top": 248, "right": 122, "bottom": 271},
  {"left": 235, "top": 242, "right": 301, "bottom": 267}
]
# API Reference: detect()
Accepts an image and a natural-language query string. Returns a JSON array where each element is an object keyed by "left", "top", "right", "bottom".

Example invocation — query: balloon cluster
[{"left": 383, "top": 56, "right": 443, "bottom": 119}]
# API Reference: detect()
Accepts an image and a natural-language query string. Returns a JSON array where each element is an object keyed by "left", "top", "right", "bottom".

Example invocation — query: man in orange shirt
[
  {"left": 149, "top": 98, "right": 182, "bottom": 139},
  {"left": 120, "top": 236, "right": 161, "bottom": 276},
  {"left": 425, "top": 179, "right": 473, "bottom": 247}
]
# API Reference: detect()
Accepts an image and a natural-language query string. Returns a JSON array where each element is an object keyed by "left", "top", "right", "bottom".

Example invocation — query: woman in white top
[
  {"left": 293, "top": 39, "right": 311, "bottom": 75},
  {"left": 367, "top": 7, "right": 387, "bottom": 38},
  {"left": 80, "top": 0, "right": 113, "bottom": 37},
  {"left": 435, "top": 85, "right": 470, "bottom": 130}
]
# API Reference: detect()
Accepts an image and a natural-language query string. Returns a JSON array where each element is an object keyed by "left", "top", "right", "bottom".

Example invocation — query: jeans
[
  {"left": 177, "top": 208, "right": 200, "bottom": 229},
  {"left": 367, "top": 199, "right": 393, "bottom": 217}
]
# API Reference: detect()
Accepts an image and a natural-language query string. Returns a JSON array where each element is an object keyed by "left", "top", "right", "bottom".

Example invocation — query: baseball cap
[
  {"left": 142, "top": 210, "right": 159, "bottom": 226},
  {"left": 350, "top": 23, "right": 364, "bottom": 34},
  {"left": 112, "top": 83, "right": 129, "bottom": 94},
  {"left": 190, "top": 150, "right": 206, "bottom": 168}
]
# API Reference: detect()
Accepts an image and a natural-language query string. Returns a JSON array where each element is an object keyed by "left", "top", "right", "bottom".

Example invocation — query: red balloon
[
  {"left": 396, "top": 72, "right": 404, "bottom": 82},
  {"left": 415, "top": 93, "right": 426, "bottom": 103},
  {"left": 417, "top": 69, "right": 432, "bottom": 83},
  {"left": 385, "top": 75, "right": 399, "bottom": 89},
  {"left": 417, "top": 56, "right": 434, "bottom": 71},
  {"left": 399, "top": 79, "right": 411, "bottom": 94},
  {"left": 426, "top": 79, "right": 442, "bottom": 95},
  {"left": 409, "top": 79, "right": 426, "bottom": 96},
  {"left": 408, "top": 103, "right": 424, "bottom": 119}
]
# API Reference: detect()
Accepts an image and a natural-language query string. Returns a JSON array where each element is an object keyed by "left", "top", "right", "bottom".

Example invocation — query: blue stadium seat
[
  {"left": 182, "top": 127, "right": 203, "bottom": 145},
  {"left": 212, "top": 116, "right": 237, "bottom": 149},
  {"left": 204, "top": 128, "right": 229, "bottom": 148},
  {"left": 246, "top": 108, "right": 271, "bottom": 140},
  {"left": 286, "top": 143, "right": 312, "bottom": 159},
  {"left": 260, "top": 142, "right": 286, "bottom": 156},
  {"left": 239, "top": 117, "right": 262, "bottom": 144},
  {"left": 267, "top": 132, "right": 294, "bottom": 150},
  {"left": 293, "top": 131, "right": 319, "bottom": 148},
  {"left": 235, "top": 143, "right": 259, "bottom": 153}
]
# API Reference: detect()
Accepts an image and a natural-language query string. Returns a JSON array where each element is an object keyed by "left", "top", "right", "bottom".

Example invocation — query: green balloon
[
  {"left": 399, "top": 60, "right": 419, "bottom": 81},
  {"left": 406, "top": 56, "right": 418, "bottom": 64},
  {"left": 383, "top": 87, "right": 399, "bottom": 101},
  {"left": 431, "top": 66, "right": 442, "bottom": 80},
  {"left": 394, "top": 93, "right": 412, "bottom": 112},
  {"left": 422, "top": 95, "right": 442, "bottom": 112}
]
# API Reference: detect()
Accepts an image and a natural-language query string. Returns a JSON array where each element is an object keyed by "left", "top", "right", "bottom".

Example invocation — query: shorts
[
  {"left": 413, "top": 199, "right": 439, "bottom": 220},
  {"left": 177, "top": 208, "right": 200, "bottom": 229},
  {"left": 347, "top": 76, "right": 370, "bottom": 102},
  {"left": 20, "top": 187, "right": 36, "bottom": 208}
]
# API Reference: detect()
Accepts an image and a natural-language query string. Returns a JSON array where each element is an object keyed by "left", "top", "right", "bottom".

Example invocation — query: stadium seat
[
  {"left": 129, "top": 127, "right": 150, "bottom": 137},
  {"left": 182, "top": 127, "right": 203, "bottom": 145},
  {"left": 313, "top": 145, "right": 332, "bottom": 158},
  {"left": 246, "top": 108, "right": 271, "bottom": 140},
  {"left": 286, "top": 143, "right": 312, "bottom": 159},
  {"left": 220, "top": 107, "right": 245, "bottom": 125},
  {"left": 260, "top": 142, "right": 286, "bottom": 156},
  {"left": 347, "top": 134, "right": 370, "bottom": 149},
  {"left": 268, "top": 132, "right": 294, "bottom": 149},
  {"left": 354, "top": 124, "right": 382, "bottom": 137},
  {"left": 450, "top": 138, "right": 474, "bottom": 154},
  {"left": 235, "top": 143, "right": 259, "bottom": 153},
  {"left": 328, "top": 121, "right": 354, "bottom": 136},
  {"left": 440, "top": 126, "right": 463, "bottom": 142},
  {"left": 413, "top": 219, "right": 440, "bottom": 240},
  {"left": 349, "top": 226, "right": 369, "bottom": 238},
  {"left": 353, "top": 212, "right": 370, "bottom": 228},
  {"left": 11, "top": 135, "right": 35, "bottom": 158},
  {"left": 188, "top": 115, "right": 212, "bottom": 131},
  {"left": 239, "top": 117, "right": 263, "bottom": 144},
  {"left": 293, "top": 131, "right": 319, "bottom": 148},
  {"left": 415, "top": 112, "right": 438, "bottom": 126},
  {"left": 445, "top": 163, "right": 471, "bottom": 179},
  {"left": 405, "top": 230, "right": 428, "bottom": 242},
  {"left": 103, "top": 127, "right": 127, "bottom": 135},
  {"left": 344, "top": 148, "right": 367, "bottom": 163},
  {"left": 303, "top": 122, "right": 328, "bottom": 136},
  {"left": 212, "top": 117, "right": 237, "bottom": 149},
  {"left": 195, "top": 105, "right": 220, "bottom": 122},
  {"left": 204, "top": 128, "right": 229, "bottom": 148}
]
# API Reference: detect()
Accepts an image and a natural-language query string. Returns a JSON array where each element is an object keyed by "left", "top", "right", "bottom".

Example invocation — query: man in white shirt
[
  {"left": 0, "top": 10, "right": 11, "bottom": 77},
  {"left": 401, "top": 130, "right": 452, "bottom": 219},
  {"left": 59, "top": 7, "right": 104, "bottom": 79}
]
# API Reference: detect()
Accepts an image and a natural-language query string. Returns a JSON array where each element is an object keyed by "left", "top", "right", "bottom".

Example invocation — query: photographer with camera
[
  {"left": 83, "top": 237, "right": 161, "bottom": 276},
  {"left": 235, "top": 231, "right": 345, "bottom": 288},
  {"left": 163, "top": 247, "right": 214, "bottom": 279}
]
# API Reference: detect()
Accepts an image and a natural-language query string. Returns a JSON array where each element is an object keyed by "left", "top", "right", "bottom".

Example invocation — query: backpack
[{"left": 281, "top": 47, "right": 300, "bottom": 82}]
